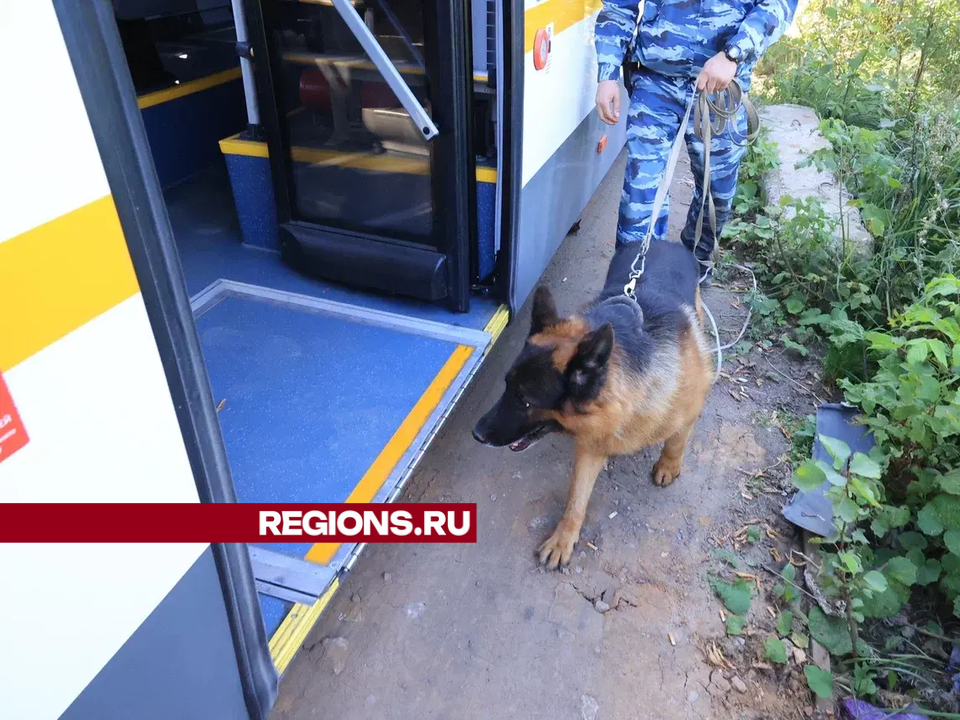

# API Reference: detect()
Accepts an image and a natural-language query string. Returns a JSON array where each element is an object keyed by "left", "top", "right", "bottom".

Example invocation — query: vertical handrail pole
[{"left": 232, "top": 0, "right": 261, "bottom": 129}]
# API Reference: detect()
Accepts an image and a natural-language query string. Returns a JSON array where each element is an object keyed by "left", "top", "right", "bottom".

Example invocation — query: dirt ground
[{"left": 271, "top": 152, "right": 829, "bottom": 720}]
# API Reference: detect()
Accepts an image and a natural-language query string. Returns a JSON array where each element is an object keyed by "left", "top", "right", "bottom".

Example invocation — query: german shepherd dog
[{"left": 472, "top": 241, "right": 715, "bottom": 569}]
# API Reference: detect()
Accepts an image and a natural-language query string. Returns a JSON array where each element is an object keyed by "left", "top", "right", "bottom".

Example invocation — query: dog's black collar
[
  {"left": 597, "top": 294, "right": 642, "bottom": 314},
  {"left": 589, "top": 294, "right": 644, "bottom": 329}
]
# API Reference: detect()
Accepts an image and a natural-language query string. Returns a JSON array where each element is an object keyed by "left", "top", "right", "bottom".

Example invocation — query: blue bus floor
[
  {"left": 163, "top": 163, "right": 497, "bottom": 640},
  {"left": 165, "top": 164, "right": 501, "bottom": 330},
  {"left": 194, "top": 295, "right": 460, "bottom": 555},
  {"left": 259, "top": 595, "right": 292, "bottom": 640}
]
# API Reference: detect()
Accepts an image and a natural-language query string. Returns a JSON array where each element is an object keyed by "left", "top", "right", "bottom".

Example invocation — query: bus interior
[{"left": 115, "top": 0, "right": 507, "bottom": 643}]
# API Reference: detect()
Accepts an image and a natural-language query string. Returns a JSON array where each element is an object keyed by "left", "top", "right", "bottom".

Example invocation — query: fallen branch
[
  {"left": 884, "top": 708, "right": 960, "bottom": 719},
  {"left": 803, "top": 566, "right": 839, "bottom": 617},
  {"left": 735, "top": 457, "right": 786, "bottom": 480},
  {"left": 912, "top": 626, "right": 959, "bottom": 644},
  {"left": 758, "top": 564, "right": 821, "bottom": 605},
  {"left": 791, "top": 549, "right": 821, "bottom": 570}
]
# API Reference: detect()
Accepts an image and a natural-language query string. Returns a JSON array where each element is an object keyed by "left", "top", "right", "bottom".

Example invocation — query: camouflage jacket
[{"left": 595, "top": 0, "right": 798, "bottom": 88}]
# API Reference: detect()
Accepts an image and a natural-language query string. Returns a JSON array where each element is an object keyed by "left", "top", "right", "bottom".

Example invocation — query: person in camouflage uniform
[{"left": 594, "top": 0, "right": 798, "bottom": 283}]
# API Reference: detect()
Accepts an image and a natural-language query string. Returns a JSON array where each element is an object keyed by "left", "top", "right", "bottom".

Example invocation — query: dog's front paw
[
  {"left": 652, "top": 456, "right": 682, "bottom": 486},
  {"left": 537, "top": 520, "right": 579, "bottom": 570}
]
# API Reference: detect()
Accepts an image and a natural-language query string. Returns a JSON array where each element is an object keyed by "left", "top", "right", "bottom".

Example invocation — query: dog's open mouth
[{"left": 508, "top": 424, "right": 552, "bottom": 452}]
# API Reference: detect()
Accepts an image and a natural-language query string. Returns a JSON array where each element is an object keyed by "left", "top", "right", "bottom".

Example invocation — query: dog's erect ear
[
  {"left": 530, "top": 286, "right": 559, "bottom": 335},
  {"left": 575, "top": 323, "right": 614, "bottom": 370},
  {"left": 565, "top": 323, "right": 614, "bottom": 408}
]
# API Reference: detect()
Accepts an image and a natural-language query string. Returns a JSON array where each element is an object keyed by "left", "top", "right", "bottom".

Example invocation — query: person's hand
[
  {"left": 596, "top": 80, "right": 620, "bottom": 125},
  {"left": 696, "top": 52, "right": 737, "bottom": 93}
]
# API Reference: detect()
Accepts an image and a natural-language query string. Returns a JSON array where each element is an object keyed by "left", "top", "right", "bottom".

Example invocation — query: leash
[
  {"left": 690, "top": 81, "right": 759, "bottom": 277},
  {"left": 622, "top": 79, "right": 760, "bottom": 378}
]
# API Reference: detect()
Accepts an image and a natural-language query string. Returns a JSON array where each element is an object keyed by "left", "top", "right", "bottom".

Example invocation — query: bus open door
[{"left": 0, "top": 2, "right": 275, "bottom": 718}]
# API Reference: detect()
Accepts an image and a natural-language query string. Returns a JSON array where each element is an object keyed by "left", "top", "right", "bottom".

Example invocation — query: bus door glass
[{"left": 251, "top": 0, "right": 474, "bottom": 310}]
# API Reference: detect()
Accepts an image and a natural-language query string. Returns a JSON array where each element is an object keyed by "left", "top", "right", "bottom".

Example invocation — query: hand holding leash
[{"left": 695, "top": 52, "right": 738, "bottom": 93}]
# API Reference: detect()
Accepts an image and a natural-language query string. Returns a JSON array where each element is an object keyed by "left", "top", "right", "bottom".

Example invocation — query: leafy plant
[
  {"left": 793, "top": 434, "right": 894, "bottom": 654},
  {"left": 712, "top": 548, "right": 741, "bottom": 569},
  {"left": 710, "top": 577, "right": 755, "bottom": 616},
  {"left": 853, "top": 662, "right": 880, "bottom": 697},
  {"left": 790, "top": 413, "right": 817, "bottom": 465},
  {"left": 808, "top": 606, "right": 854, "bottom": 656},
  {"left": 732, "top": 128, "right": 780, "bottom": 217},
  {"left": 730, "top": 0, "right": 960, "bottom": 707},
  {"left": 725, "top": 196, "right": 844, "bottom": 317},
  {"left": 776, "top": 610, "right": 794, "bottom": 637},
  {"left": 842, "top": 276, "right": 960, "bottom": 481},
  {"left": 804, "top": 665, "right": 835, "bottom": 700},
  {"left": 772, "top": 562, "right": 800, "bottom": 603},
  {"left": 765, "top": 637, "right": 789, "bottom": 664},
  {"left": 782, "top": 277, "right": 960, "bottom": 710},
  {"left": 726, "top": 615, "right": 747, "bottom": 636},
  {"left": 757, "top": 0, "right": 960, "bottom": 123},
  {"left": 836, "top": 276, "right": 960, "bottom": 615}
]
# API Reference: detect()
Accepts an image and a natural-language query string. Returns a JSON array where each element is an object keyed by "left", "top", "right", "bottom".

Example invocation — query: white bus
[{"left": 0, "top": 0, "right": 626, "bottom": 717}]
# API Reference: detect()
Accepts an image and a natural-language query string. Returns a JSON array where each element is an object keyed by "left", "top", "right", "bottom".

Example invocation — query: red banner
[{"left": 0, "top": 503, "right": 477, "bottom": 543}]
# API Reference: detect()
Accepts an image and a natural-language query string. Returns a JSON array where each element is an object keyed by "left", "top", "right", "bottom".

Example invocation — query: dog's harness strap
[{"left": 623, "top": 80, "right": 759, "bottom": 299}]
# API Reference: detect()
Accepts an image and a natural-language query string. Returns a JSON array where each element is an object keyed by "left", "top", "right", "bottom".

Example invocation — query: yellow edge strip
[
  {"left": 269, "top": 577, "right": 340, "bottom": 674},
  {"left": 476, "top": 166, "right": 497, "bottom": 184},
  {"left": 219, "top": 133, "right": 268, "bottom": 158},
  {"left": 524, "top": 0, "right": 603, "bottom": 54},
  {"left": 305, "top": 344, "right": 475, "bottom": 565},
  {"left": 137, "top": 67, "right": 242, "bottom": 110},
  {"left": 220, "top": 134, "right": 499, "bottom": 183},
  {"left": 266, "top": 309, "right": 506, "bottom": 669},
  {"left": 483, "top": 305, "right": 511, "bottom": 352},
  {"left": 284, "top": 52, "right": 426, "bottom": 76},
  {"left": 291, "top": 147, "right": 430, "bottom": 175},
  {"left": 0, "top": 196, "right": 139, "bottom": 371}
]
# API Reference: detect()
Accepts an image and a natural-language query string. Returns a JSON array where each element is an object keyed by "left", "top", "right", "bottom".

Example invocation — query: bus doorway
[{"left": 109, "top": 0, "right": 505, "bottom": 662}]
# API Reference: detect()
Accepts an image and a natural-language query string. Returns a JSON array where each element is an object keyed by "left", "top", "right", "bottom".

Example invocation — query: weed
[{"left": 732, "top": 0, "right": 960, "bottom": 708}]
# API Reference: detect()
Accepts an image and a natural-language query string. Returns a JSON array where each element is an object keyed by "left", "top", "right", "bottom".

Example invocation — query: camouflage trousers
[{"left": 616, "top": 68, "right": 749, "bottom": 267}]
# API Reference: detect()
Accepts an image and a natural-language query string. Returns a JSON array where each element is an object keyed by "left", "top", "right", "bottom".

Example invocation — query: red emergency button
[
  {"left": 533, "top": 29, "right": 550, "bottom": 71},
  {"left": 0, "top": 371, "right": 28, "bottom": 464}
]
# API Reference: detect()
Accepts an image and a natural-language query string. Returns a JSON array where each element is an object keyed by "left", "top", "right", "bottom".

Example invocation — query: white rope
[
  {"left": 701, "top": 263, "right": 757, "bottom": 381},
  {"left": 702, "top": 301, "right": 724, "bottom": 379},
  {"left": 716, "top": 263, "right": 757, "bottom": 352}
]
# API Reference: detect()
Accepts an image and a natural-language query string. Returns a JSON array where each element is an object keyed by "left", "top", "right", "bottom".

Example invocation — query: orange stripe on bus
[
  {"left": 524, "top": 0, "right": 603, "bottom": 55},
  {"left": 304, "top": 344, "right": 474, "bottom": 565},
  {"left": 0, "top": 196, "right": 139, "bottom": 371}
]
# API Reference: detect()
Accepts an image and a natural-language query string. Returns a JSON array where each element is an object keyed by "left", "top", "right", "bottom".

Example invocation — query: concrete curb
[{"left": 759, "top": 104, "right": 873, "bottom": 259}]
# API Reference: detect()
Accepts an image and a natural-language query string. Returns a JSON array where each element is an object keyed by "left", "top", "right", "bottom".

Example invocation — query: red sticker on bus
[
  {"left": 533, "top": 29, "right": 550, "bottom": 71},
  {"left": 0, "top": 372, "right": 29, "bottom": 464}
]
